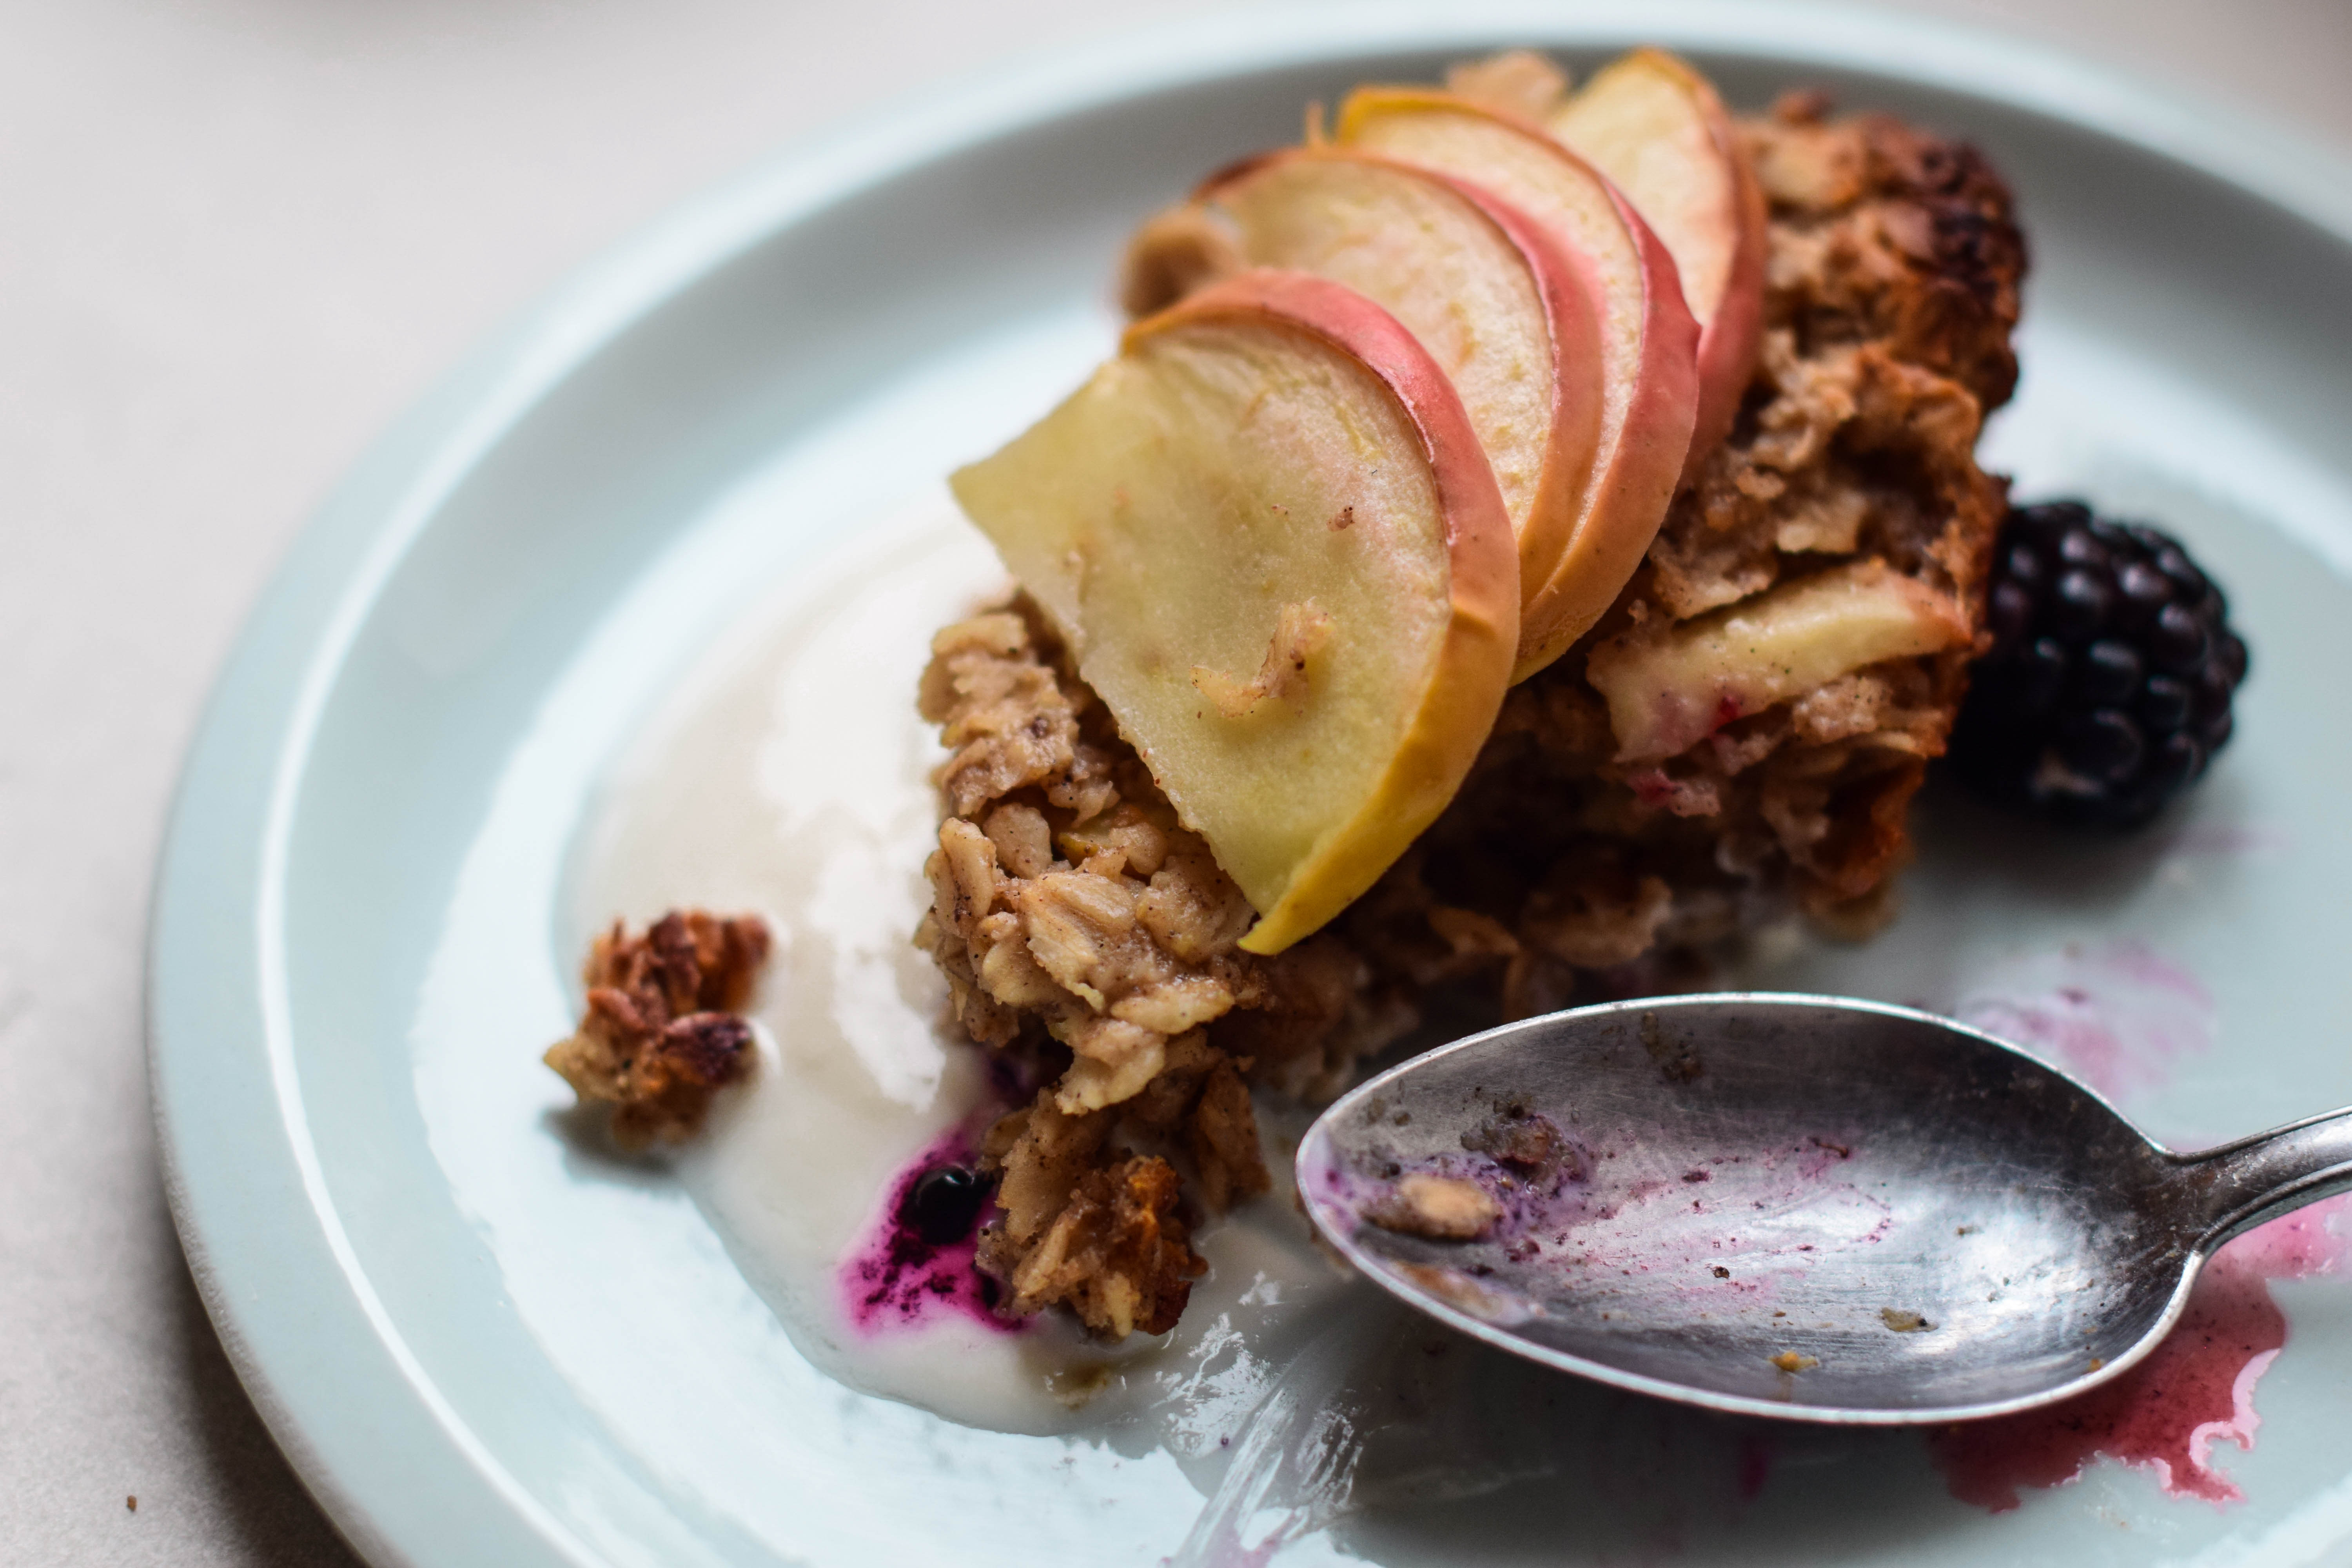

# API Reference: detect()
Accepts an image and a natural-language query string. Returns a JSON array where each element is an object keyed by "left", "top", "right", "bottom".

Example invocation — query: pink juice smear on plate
[
  {"left": 1930, "top": 1194, "right": 2351, "bottom": 1510},
  {"left": 1936, "top": 942, "right": 2352, "bottom": 1512},
  {"left": 1955, "top": 940, "right": 2213, "bottom": 1103}
]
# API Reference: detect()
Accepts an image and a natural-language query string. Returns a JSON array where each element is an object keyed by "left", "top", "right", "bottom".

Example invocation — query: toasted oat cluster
[
  {"left": 545, "top": 910, "right": 770, "bottom": 1148},
  {"left": 918, "top": 94, "right": 2022, "bottom": 1337}
]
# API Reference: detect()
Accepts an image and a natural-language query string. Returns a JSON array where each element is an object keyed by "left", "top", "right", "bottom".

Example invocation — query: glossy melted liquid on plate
[
  {"left": 567, "top": 495, "right": 2348, "bottom": 1555},
  {"left": 567, "top": 494, "right": 1349, "bottom": 1440}
]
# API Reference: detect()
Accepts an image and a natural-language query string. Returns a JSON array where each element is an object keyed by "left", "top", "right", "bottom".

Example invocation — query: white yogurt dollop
[{"left": 568, "top": 492, "right": 1347, "bottom": 1437}]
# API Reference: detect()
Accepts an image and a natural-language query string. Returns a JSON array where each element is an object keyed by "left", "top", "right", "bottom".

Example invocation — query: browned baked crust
[
  {"left": 545, "top": 910, "right": 769, "bottom": 1148},
  {"left": 918, "top": 93, "right": 2024, "bottom": 1338}
]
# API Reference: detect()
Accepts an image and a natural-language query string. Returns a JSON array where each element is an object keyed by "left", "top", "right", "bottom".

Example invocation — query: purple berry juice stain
[
  {"left": 1954, "top": 939, "right": 2211, "bottom": 1102},
  {"left": 1932, "top": 1195, "right": 2352, "bottom": 1510},
  {"left": 838, "top": 1127, "right": 1023, "bottom": 1337},
  {"left": 1934, "top": 943, "right": 2352, "bottom": 1512}
]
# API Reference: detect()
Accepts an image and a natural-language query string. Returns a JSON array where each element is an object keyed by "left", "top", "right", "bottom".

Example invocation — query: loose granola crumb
[
  {"left": 544, "top": 910, "right": 769, "bottom": 1148},
  {"left": 1369, "top": 1173, "right": 1504, "bottom": 1240}
]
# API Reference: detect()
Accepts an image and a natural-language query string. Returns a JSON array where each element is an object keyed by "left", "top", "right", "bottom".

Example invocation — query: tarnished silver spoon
[{"left": 1295, "top": 993, "right": 2352, "bottom": 1425}]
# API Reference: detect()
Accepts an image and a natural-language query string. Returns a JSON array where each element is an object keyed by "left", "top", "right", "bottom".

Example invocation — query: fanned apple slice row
[
  {"left": 1334, "top": 89, "right": 1700, "bottom": 681},
  {"left": 1550, "top": 47, "right": 1767, "bottom": 469},
  {"left": 949, "top": 270, "right": 1519, "bottom": 955},
  {"left": 1120, "top": 149, "right": 1603, "bottom": 634}
]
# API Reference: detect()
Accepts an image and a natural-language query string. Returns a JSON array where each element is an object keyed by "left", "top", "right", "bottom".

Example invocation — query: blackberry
[
  {"left": 1949, "top": 500, "right": 2247, "bottom": 828},
  {"left": 903, "top": 1164, "right": 990, "bottom": 1246}
]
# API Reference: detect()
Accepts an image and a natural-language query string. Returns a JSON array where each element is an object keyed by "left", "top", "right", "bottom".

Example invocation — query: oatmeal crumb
[
  {"left": 1461, "top": 1108, "right": 1566, "bottom": 1175},
  {"left": 1370, "top": 1173, "right": 1503, "bottom": 1240},
  {"left": 1771, "top": 1351, "right": 1821, "bottom": 1373},
  {"left": 1396, "top": 1261, "right": 1535, "bottom": 1323},
  {"left": 543, "top": 910, "right": 768, "bottom": 1149}
]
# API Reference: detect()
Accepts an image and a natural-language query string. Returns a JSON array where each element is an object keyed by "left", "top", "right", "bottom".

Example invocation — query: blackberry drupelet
[
  {"left": 904, "top": 1164, "right": 990, "bottom": 1246},
  {"left": 1950, "top": 501, "right": 2248, "bottom": 828}
]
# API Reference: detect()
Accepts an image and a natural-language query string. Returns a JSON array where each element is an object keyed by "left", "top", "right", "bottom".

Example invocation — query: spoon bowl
[{"left": 1296, "top": 994, "right": 2352, "bottom": 1424}]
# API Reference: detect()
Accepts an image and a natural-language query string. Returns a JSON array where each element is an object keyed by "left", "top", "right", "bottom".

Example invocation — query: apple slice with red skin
[
  {"left": 1121, "top": 147, "right": 1602, "bottom": 646},
  {"left": 1586, "top": 560, "right": 1971, "bottom": 762},
  {"left": 1332, "top": 88, "right": 1700, "bottom": 680},
  {"left": 949, "top": 269, "right": 1519, "bottom": 954},
  {"left": 1550, "top": 48, "right": 1768, "bottom": 470}
]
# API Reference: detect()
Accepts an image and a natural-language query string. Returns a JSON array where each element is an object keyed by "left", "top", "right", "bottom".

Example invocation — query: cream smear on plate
[
  {"left": 567, "top": 492, "right": 1346, "bottom": 1436},
  {"left": 562, "top": 492, "right": 2352, "bottom": 1552}
]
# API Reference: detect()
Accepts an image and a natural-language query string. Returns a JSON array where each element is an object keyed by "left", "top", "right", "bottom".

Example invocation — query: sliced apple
[
  {"left": 1122, "top": 148, "right": 1602, "bottom": 638},
  {"left": 1550, "top": 48, "right": 1768, "bottom": 468},
  {"left": 949, "top": 270, "right": 1518, "bottom": 954},
  {"left": 1333, "top": 88, "right": 1700, "bottom": 679},
  {"left": 1444, "top": 50, "right": 1571, "bottom": 123},
  {"left": 1586, "top": 560, "right": 1971, "bottom": 762}
]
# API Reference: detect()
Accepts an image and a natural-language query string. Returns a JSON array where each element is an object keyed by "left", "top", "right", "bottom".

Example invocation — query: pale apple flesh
[
  {"left": 949, "top": 270, "right": 1518, "bottom": 955},
  {"left": 1122, "top": 147, "right": 1602, "bottom": 629},
  {"left": 1443, "top": 49, "right": 1571, "bottom": 124},
  {"left": 1584, "top": 560, "right": 1971, "bottom": 762},
  {"left": 1332, "top": 89, "right": 1700, "bottom": 678},
  {"left": 1550, "top": 47, "right": 1768, "bottom": 467}
]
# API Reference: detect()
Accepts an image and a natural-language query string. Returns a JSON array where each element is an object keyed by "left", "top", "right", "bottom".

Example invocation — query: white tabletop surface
[{"left": 5, "top": 1, "right": 2348, "bottom": 1562}]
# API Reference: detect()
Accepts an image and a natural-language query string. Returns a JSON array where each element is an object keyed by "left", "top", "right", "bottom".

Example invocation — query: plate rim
[{"left": 145, "top": 4, "right": 2352, "bottom": 1565}]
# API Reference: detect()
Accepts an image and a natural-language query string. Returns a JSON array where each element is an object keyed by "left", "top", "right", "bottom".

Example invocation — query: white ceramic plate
[{"left": 150, "top": 4, "right": 2352, "bottom": 1564}]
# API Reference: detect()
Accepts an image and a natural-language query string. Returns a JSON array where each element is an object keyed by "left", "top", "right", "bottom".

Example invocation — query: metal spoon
[{"left": 1295, "top": 993, "right": 2352, "bottom": 1425}]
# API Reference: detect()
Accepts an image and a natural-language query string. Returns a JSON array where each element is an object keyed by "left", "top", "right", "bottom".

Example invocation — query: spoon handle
[{"left": 2170, "top": 1105, "right": 2352, "bottom": 1246}]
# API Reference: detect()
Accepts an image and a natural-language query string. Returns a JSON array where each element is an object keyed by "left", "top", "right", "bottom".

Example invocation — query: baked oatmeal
[{"left": 916, "top": 72, "right": 2022, "bottom": 1337}]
